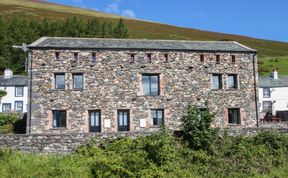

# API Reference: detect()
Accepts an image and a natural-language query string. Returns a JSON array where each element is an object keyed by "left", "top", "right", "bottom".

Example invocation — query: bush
[
  {"left": 0, "top": 113, "right": 23, "bottom": 134},
  {"left": 181, "top": 103, "right": 218, "bottom": 150}
]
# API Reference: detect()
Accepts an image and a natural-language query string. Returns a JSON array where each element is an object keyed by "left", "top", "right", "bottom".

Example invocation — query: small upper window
[
  {"left": 15, "top": 86, "right": 24, "bottom": 97},
  {"left": 55, "top": 52, "right": 60, "bottom": 61},
  {"left": 164, "top": 54, "right": 168, "bottom": 62},
  {"left": 147, "top": 54, "right": 152, "bottom": 63},
  {"left": 92, "top": 52, "right": 96, "bottom": 64},
  {"left": 263, "top": 88, "right": 271, "bottom": 98},
  {"left": 200, "top": 54, "right": 204, "bottom": 62},
  {"left": 130, "top": 54, "right": 135, "bottom": 63},
  {"left": 74, "top": 53, "right": 79, "bottom": 62},
  {"left": 231, "top": 55, "right": 236, "bottom": 63},
  {"left": 216, "top": 55, "right": 220, "bottom": 64}
]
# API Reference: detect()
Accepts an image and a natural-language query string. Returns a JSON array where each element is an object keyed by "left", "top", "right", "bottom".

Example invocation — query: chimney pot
[
  {"left": 272, "top": 70, "right": 278, "bottom": 79},
  {"left": 4, "top": 69, "right": 13, "bottom": 78}
]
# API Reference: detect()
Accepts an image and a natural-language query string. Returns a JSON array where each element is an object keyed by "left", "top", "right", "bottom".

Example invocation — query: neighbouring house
[
  {"left": 27, "top": 37, "right": 258, "bottom": 134},
  {"left": 259, "top": 70, "right": 288, "bottom": 121},
  {"left": 0, "top": 69, "right": 28, "bottom": 113}
]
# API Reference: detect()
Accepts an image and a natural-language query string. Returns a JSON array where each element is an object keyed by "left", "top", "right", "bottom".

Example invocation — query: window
[
  {"left": 151, "top": 109, "right": 164, "bottom": 126},
  {"left": 216, "top": 55, "right": 220, "bottom": 64},
  {"left": 147, "top": 54, "right": 152, "bottom": 63},
  {"left": 15, "top": 86, "right": 24, "bottom": 97},
  {"left": 142, "top": 74, "right": 160, "bottom": 95},
  {"left": 53, "top": 110, "right": 66, "bottom": 128},
  {"left": 55, "top": 52, "right": 60, "bottom": 61},
  {"left": 118, "top": 110, "right": 130, "bottom": 131},
  {"left": 263, "top": 88, "right": 271, "bottom": 98},
  {"left": 228, "top": 108, "right": 240, "bottom": 124},
  {"left": 55, "top": 74, "right": 65, "bottom": 89},
  {"left": 130, "top": 54, "right": 135, "bottom": 63},
  {"left": 73, "top": 74, "right": 83, "bottom": 90},
  {"left": 164, "top": 54, "right": 168, "bottom": 62},
  {"left": 92, "top": 52, "right": 96, "bottom": 64},
  {"left": 212, "top": 74, "right": 222, "bottom": 90},
  {"left": 227, "top": 74, "right": 238, "bottom": 89},
  {"left": 14, "top": 101, "right": 23, "bottom": 112},
  {"left": 74, "top": 52, "right": 79, "bottom": 62},
  {"left": 263, "top": 101, "right": 272, "bottom": 111},
  {"left": 200, "top": 54, "right": 204, "bottom": 62},
  {"left": 231, "top": 55, "right": 236, "bottom": 63},
  {"left": 89, "top": 110, "right": 101, "bottom": 132},
  {"left": 2, "top": 103, "right": 11, "bottom": 112}
]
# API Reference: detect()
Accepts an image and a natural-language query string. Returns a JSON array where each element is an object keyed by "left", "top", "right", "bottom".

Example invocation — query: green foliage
[
  {"left": 1, "top": 131, "right": 288, "bottom": 177},
  {"left": 181, "top": 103, "right": 218, "bottom": 150},
  {"left": 0, "top": 16, "right": 128, "bottom": 74},
  {"left": 258, "top": 56, "right": 288, "bottom": 76},
  {"left": 0, "top": 113, "right": 22, "bottom": 133},
  {"left": 0, "top": 90, "right": 7, "bottom": 97}
]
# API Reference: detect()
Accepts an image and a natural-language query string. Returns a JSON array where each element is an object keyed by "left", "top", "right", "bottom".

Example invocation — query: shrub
[
  {"left": 0, "top": 113, "right": 23, "bottom": 134},
  {"left": 181, "top": 103, "right": 218, "bottom": 150}
]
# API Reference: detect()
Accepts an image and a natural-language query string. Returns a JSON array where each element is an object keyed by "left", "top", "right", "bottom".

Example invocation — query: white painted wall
[
  {"left": 0, "top": 86, "right": 28, "bottom": 113},
  {"left": 259, "top": 87, "right": 288, "bottom": 112}
]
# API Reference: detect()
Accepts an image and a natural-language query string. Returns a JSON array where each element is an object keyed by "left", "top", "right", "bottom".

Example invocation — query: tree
[
  {"left": 114, "top": 18, "right": 128, "bottom": 38},
  {"left": 181, "top": 102, "right": 218, "bottom": 150}
]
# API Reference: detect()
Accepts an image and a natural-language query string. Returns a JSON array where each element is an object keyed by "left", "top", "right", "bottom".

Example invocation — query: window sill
[
  {"left": 50, "top": 127, "right": 67, "bottom": 130},
  {"left": 226, "top": 88, "right": 239, "bottom": 91},
  {"left": 227, "top": 124, "right": 242, "bottom": 126}
]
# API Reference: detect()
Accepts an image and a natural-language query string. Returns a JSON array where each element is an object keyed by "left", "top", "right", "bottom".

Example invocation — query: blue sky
[{"left": 47, "top": 0, "right": 288, "bottom": 42}]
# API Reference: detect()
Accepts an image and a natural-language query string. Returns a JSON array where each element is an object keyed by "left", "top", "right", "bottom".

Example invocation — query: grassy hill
[{"left": 1, "top": 0, "right": 288, "bottom": 75}]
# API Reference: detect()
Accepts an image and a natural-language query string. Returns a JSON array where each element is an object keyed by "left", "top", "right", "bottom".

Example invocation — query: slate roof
[
  {"left": 0, "top": 76, "right": 28, "bottom": 86},
  {"left": 259, "top": 76, "right": 288, "bottom": 88},
  {"left": 28, "top": 37, "right": 257, "bottom": 52}
]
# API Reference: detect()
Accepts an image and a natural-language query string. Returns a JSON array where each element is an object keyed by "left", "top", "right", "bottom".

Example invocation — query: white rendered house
[
  {"left": 0, "top": 69, "right": 28, "bottom": 113},
  {"left": 259, "top": 70, "right": 288, "bottom": 121}
]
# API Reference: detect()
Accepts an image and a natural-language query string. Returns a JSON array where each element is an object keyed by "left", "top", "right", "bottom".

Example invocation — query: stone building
[{"left": 27, "top": 37, "right": 258, "bottom": 134}]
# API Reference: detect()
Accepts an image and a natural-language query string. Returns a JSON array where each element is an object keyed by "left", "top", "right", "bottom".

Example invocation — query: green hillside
[{"left": 0, "top": 0, "right": 288, "bottom": 75}]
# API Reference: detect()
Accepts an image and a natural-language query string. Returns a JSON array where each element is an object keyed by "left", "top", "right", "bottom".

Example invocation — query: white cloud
[
  {"left": 72, "top": 0, "right": 83, "bottom": 3},
  {"left": 121, "top": 9, "right": 136, "bottom": 18},
  {"left": 104, "top": 0, "right": 136, "bottom": 18},
  {"left": 105, "top": 2, "right": 119, "bottom": 13}
]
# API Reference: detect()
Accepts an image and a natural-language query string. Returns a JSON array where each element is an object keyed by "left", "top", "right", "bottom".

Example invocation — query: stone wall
[
  {"left": 0, "top": 132, "right": 154, "bottom": 154},
  {"left": 29, "top": 49, "right": 258, "bottom": 133},
  {"left": 1, "top": 127, "right": 288, "bottom": 154}
]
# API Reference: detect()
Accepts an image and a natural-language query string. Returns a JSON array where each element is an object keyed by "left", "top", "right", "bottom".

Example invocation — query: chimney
[
  {"left": 4, "top": 69, "right": 13, "bottom": 78},
  {"left": 272, "top": 70, "right": 278, "bottom": 79}
]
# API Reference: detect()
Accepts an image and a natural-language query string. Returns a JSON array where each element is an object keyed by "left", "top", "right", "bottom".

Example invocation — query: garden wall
[{"left": 1, "top": 127, "right": 288, "bottom": 154}]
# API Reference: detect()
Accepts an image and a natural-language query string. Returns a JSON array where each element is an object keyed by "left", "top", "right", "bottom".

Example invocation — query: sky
[{"left": 46, "top": 0, "right": 288, "bottom": 42}]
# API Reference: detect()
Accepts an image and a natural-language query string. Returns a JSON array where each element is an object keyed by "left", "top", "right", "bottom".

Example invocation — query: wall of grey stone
[
  {"left": 29, "top": 49, "right": 258, "bottom": 133},
  {"left": 1, "top": 127, "right": 288, "bottom": 154},
  {"left": 0, "top": 132, "right": 154, "bottom": 154}
]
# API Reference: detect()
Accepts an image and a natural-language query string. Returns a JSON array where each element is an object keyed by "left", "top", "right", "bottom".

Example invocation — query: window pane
[
  {"left": 212, "top": 75, "right": 220, "bottom": 89},
  {"left": 55, "top": 74, "right": 65, "bottom": 89},
  {"left": 15, "top": 101, "right": 23, "bottom": 111},
  {"left": 151, "top": 76, "right": 159, "bottom": 95},
  {"left": 123, "top": 112, "right": 128, "bottom": 126},
  {"left": 53, "top": 111, "right": 66, "bottom": 128},
  {"left": 73, "top": 74, "right": 83, "bottom": 89},
  {"left": 2, "top": 104, "right": 11, "bottom": 112},
  {"left": 15, "top": 87, "right": 24, "bottom": 96},
  {"left": 229, "top": 109, "right": 240, "bottom": 124},
  {"left": 142, "top": 75, "right": 150, "bottom": 95},
  {"left": 228, "top": 76, "right": 235, "bottom": 89}
]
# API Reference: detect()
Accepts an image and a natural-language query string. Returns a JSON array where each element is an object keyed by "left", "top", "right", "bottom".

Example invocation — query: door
[
  {"left": 89, "top": 110, "right": 101, "bottom": 132},
  {"left": 118, "top": 110, "right": 130, "bottom": 131}
]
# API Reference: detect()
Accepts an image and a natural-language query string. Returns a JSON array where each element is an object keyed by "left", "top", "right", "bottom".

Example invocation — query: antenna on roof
[{"left": 12, "top": 43, "right": 28, "bottom": 52}]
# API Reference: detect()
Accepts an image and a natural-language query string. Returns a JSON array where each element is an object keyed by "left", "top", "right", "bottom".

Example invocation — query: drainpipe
[
  {"left": 28, "top": 51, "right": 32, "bottom": 134},
  {"left": 252, "top": 53, "right": 259, "bottom": 127}
]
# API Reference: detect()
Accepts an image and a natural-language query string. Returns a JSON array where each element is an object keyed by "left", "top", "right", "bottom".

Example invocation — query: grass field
[{"left": 259, "top": 56, "right": 288, "bottom": 76}]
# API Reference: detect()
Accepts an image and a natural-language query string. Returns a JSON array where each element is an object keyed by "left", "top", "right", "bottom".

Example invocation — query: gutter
[{"left": 252, "top": 53, "right": 259, "bottom": 127}]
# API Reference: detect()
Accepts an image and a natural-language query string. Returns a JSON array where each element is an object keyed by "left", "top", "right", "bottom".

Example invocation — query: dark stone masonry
[{"left": 27, "top": 37, "right": 258, "bottom": 134}]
